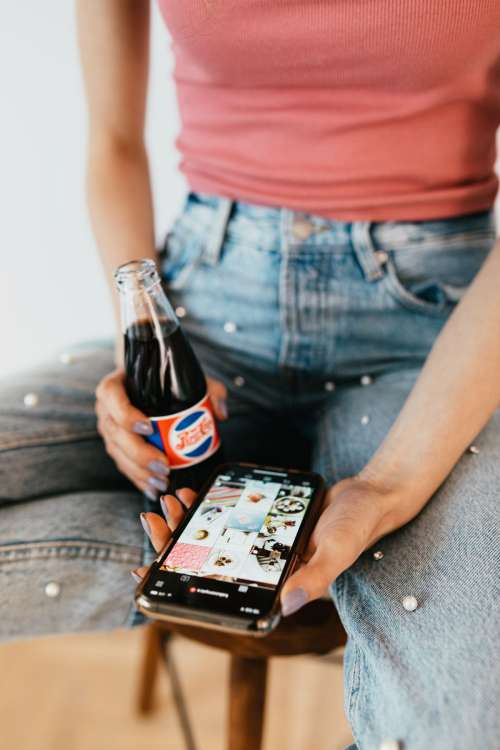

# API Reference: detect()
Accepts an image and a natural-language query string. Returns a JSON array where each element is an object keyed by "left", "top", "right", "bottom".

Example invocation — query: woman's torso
[{"left": 158, "top": 0, "right": 500, "bottom": 221}]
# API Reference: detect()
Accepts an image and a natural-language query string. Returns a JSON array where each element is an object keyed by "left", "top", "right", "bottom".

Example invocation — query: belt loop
[
  {"left": 351, "top": 221, "right": 384, "bottom": 282},
  {"left": 203, "top": 197, "right": 234, "bottom": 266}
]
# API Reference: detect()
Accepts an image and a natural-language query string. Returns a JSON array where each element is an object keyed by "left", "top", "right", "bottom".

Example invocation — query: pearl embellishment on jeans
[
  {"left": 402, "top": 595, "right": 418, "bottom": 612},
  {"left": 379, "top": 740, "right": 400, "bottom": 750},
  {"left": 361, "top": 374, "right": 373, "bottom": 386},
  {"left": 234, "top": 375, "right": 245, "bottom": 387},
  {"left": 373, "top": 550, "right": 384, "bottom": 561},
  {"left": 45, "top": 581, "right": 61, "bottom": 598},
  {"left": 175, "top": 306, "right": 186, "bottom": 319},
  {"left": 361, "top": 415, "right": 370, "bottom": 425},
  {"left": 324, "top": 381, "right": 335, "bottom": 392},
  {"left": 224, "top": 321, "right": 238, "bottom": 334},
  {"left": 23, "top": 393, "right": 39, "bottom": 408},
  {"left": 59, "top": 352, "right": 74, "bottom": 365},
  {"left": 468, "top": 445, "right": 480, "bottom": 455}
]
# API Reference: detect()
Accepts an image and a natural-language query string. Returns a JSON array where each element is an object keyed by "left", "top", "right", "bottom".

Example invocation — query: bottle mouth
[{"left": 114, "top": 259, "right": 160, "bottom": 291}]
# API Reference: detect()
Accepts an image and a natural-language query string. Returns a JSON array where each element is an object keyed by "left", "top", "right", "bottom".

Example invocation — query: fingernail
[
  {"left": 281, "top": 587, "right": 309, "bottom": 617},
  {"left": 144, "top": 487, "right": 158, "bottom": 502},
  {"left": 160, "top": 496, "right": 170, "bottom": 520},
  {"left": 133, "top": 421, "right": 153, "bottom": 436},
  {"left": 148, "top": 476, "right": 168, "bottom": 493},
  {"left": 131, "top": 569, "right": 142, "bottom": 582},
  {"left": 148, "top": 460, "right": 170, "bottom": 476},
  {"left": 140, "top": 512, "right": 152, "bottom": 539},
  {"left": 218, "top": 399, "right": 228, "bottom": 419}
]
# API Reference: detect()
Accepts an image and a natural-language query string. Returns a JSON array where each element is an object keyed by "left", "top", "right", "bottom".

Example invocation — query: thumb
[
  {"left": 207, "top": 377, "right": 228, "bottom": 421},
  {"left": 280, "top": 548, "right": 336, "bottom": 617}
]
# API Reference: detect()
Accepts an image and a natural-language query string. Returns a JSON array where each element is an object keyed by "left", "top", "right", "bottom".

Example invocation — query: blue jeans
[{"left": 1, "top": 191, "right": 498, "bottom": 749}]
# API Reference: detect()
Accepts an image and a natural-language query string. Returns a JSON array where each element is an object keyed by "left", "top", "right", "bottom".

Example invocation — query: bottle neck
[{"left": 114, "top": 259, "right": 178, "bottom": 335}]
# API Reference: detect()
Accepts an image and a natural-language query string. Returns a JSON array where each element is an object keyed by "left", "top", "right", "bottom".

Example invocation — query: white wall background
[
  {"left": 0, "top": 3, "right": 499, "bottom": 377},
  {"left": 0, "top": 1, "right": 185, "bottom": 377}
]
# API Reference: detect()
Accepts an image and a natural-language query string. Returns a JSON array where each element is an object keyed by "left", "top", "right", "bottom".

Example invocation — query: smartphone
[{"left": 135, "top": 462, "right": 325, "bottom": 636}]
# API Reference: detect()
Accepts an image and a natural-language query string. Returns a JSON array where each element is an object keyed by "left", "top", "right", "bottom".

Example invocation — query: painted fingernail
[
  {"left": 160, "top": 496, "right": 170, "bottom": 520},
  {"left": 144, "top": 487, "right": 158, "bottom": 502},
  {"left": 148, "top": 460, "right": 170, "bottom": 476},
  {"left": 148, "top": 476, "right": 168, "bottom": 493},
  {"left": 133, "top": 421, "right": 153, "bottom": 436},
  {"left": 140, "top": 512, "right": 152, "bottom": 539},
  {"left": 218, "top": 399, "right": 228, "bottom": 419},
  {"left": 131, "top": 569, "right": 142, "bottom": 582},
  {"left": 281, "top": 587, "right": 309, "bottom": 617}
]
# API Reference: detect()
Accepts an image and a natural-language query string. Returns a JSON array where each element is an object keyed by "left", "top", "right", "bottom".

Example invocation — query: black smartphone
[{"left": 135, "top": 462, "right": 325, "bottom": 636}]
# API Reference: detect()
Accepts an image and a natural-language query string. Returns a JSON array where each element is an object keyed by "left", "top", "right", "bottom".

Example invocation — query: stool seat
[{"left": 137, "top": 599, "right": 346, "bottom": 750}]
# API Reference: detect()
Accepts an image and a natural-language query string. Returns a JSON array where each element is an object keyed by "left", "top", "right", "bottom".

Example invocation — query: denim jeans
[{"left": 1, "top": 191, "right": 498, "bottom": 749}]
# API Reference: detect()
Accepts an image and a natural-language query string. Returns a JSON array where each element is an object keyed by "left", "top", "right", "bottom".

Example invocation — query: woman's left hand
[
  {"left": 131, "top": 489, "right": 197, "bottom": 581},
  {"left": 280, "top": 477, "right": 398, "bottom": 616}
]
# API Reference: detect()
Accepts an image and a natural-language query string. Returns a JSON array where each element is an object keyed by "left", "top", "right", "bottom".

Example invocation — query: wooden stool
[{"left": 136, "top": 599, "right": 347, "bottom": 750}]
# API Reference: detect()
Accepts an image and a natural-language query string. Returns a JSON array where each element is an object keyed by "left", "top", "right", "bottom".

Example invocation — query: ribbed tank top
[{"left": 158, "top": 1, "right": 500, "bottom": 221}]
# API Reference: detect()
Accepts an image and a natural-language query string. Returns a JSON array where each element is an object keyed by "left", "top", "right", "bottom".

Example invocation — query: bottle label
[{"left": 147, "top": 393, "right": 220, "bottom": 469}]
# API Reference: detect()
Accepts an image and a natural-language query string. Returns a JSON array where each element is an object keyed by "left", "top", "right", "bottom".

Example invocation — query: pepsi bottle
[{"left": 114, "top": 259, "right": 222, "bottom": 492}]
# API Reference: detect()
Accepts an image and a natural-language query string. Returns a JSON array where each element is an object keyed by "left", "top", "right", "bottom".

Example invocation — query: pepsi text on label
[{"left": 148, "top": 393, "right": 220, "bottom": 469}]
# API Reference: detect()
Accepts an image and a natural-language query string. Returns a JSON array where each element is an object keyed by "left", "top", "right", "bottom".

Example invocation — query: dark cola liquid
[{"left": 124, "top": 320, "right": 222, "bottom": 492}]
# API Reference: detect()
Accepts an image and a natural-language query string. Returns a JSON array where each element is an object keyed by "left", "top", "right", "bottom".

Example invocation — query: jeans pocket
[
  {"left": 380, "top": 228, "right": 496, "bottom": 317},
  {"left": 160, "top": 191, "right": 235, "bottom": 291},
  {"left": 159, "top": 224, "right": 206, "bottom": 291}
]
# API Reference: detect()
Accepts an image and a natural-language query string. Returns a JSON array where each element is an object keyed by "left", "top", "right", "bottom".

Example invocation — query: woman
[{"left": 1, "top": 2, "right": 499, "bottom": 748}]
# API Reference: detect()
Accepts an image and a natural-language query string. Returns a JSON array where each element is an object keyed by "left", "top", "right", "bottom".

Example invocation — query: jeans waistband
[{"left": 187, "top": 190, "right": 497, "bottom": 282}]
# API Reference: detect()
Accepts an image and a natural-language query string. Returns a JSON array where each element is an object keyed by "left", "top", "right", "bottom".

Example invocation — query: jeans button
[{"left": 292, "top": 218, "right": 315, "bottom": 240}]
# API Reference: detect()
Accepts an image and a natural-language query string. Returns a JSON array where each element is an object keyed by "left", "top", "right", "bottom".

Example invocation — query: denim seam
[
  {"left": 320, "top": 402, "right": 340, "bottom": 486},
  {"left": 0, "top": 541, "right": 142, "bottom": 565},
  {"left": 278, "top": 207, "right": 293, "bottom": 368},
  {"left": 378, "top": 229, "right": 495, "bottom": 252},
  {"left": 347, "top": 643, "right": 362, "bottom": 722},
  {"left": 0, "top": 432, "right": 98, "bottom": 451}
]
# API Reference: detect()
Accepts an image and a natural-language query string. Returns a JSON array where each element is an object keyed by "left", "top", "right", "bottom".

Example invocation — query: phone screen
[{"left": 142, "top": 464, "right": 322, "bottom": 622}]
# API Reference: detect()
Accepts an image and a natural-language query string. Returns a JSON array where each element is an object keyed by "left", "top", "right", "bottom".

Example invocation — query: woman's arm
[
  {"left": 76, "top": 2, "right": 228, "bottom": 499},
  {"left": 76, "top": 0, "right": 155, "bottom": 338},
  {"left": 279, "top": 238, "right": 500, "bottom": 612}
]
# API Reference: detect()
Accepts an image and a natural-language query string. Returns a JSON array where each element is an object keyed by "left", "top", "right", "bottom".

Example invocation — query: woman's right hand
[
  {"left": 95, "top": 368, "right": 171, "bottom": 500},
  {"left": 95, "top": 368, "right": 228, "bottom": 500}
]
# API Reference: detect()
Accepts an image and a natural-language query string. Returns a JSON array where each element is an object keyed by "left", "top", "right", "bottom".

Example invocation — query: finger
[
  {"left": 280, "top": 546, "right": 339, "bottom": 617},
  {"left": 96, "top": 369, "right": 153, "bottom": 435},
  {"left": 132, "top": 513, "right": 173, "bottom": 582},
  {"left": 177, "top": 488, "right": 197, "bottom": 508},
  {"left": 207, "top": 377, "right": 228, "bottom": 421},
  {"left": 160, "top": 488, "right": 197, "bottom": 529},
  {"left": 131, "top": 494, "right": 196, "bottom": 581},
  {"left": 103, "top": 418, "right": 170, "bottom": 480},
  {"left": 140, "top": 512, "right": 171, "bottom": 552},
  {"left": 101, "top": 429, "right": 168, "bottom": 497}
]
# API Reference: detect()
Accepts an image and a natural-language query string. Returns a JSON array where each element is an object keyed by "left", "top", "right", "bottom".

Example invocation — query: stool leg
[
  {"left": 228, "top": 655, "right": 268, "bottom": 750},
  {"left": 136, "top": 624, "right": 166, "bottom": 715}
]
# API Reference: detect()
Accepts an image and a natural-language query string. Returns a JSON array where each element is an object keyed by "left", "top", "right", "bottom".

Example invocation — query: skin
[
  {"left": 77, "top": 0, "right": 228, "bottom": 498},
  {"left": 78, "top": 1, "right": 500, "bottom": 614}
]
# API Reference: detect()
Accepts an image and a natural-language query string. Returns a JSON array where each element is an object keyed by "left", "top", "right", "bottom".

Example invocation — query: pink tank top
[{"left": 158, "top": 1, "right": 500, "bottom": 221}]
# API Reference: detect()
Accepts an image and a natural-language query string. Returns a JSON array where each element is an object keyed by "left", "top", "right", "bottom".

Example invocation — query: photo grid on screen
[{"left": 160, "top": 477, "right": 312, "bottom": 590}]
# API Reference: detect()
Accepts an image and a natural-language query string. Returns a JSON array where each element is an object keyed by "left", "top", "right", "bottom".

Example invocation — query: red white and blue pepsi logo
[{"left": 148, "top": 394, "right": 220, "bottom": 468}]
